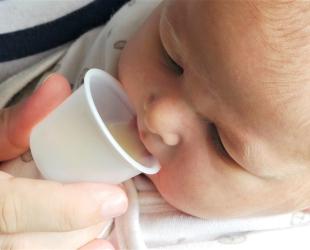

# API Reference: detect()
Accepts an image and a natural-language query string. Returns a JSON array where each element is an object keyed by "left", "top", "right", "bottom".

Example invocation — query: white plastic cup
[{"left": 30, "top": 69, "right": 160, "bottom": 184}]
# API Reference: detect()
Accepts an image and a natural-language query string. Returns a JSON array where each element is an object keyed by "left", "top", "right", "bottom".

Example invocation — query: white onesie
[{"left": 1, "top": 1, "right": 310, "bottom": 249}]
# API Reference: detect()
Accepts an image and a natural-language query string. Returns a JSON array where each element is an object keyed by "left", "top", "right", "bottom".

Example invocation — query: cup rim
[{"left": 84, "top": 68, "right": 160, "bottom": 175}]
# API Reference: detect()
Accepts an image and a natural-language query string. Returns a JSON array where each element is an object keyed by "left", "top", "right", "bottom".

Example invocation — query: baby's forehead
[
  {"left": 164, "top": 0, "right": 310, "bottom": 87},
  {"left": 165, "top": 0, "right": 310, "bottom": 44},
  {"left": 163, "top": 0, "right": 310, "bottom": 127}
]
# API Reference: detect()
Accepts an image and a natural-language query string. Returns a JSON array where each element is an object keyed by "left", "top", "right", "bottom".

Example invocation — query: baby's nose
[{"left": 143, "top": 94, "right": 195, "bottom": 146}]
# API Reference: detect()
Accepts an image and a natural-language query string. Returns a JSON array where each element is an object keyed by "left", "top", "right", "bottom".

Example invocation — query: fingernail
[
  {"left": 100, "top": 244, "right": 114, "bottom": 250},
  {"left": 95, "top": 242, "right": 114, "bottom": 250},
  {"left": 42, "top": 73, "right": 55, "bottom": 83},
  {"left": 100, "top": 191, "right": 128, "bottom": 218},
  {"left": 84, "top": 239, "right": 114, "bottom": 250},
  {"left": 34, "top": 74, "right": 55, "bottom": 92},
  {"left": 101, "top": 244, "right": 114, "bottom": 250}
]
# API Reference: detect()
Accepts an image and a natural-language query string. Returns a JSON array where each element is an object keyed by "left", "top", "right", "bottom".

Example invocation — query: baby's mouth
[
  {"left": 131, "top": 116, "right": 152, "bottom": 157},
  {"left": 135, "top": 115, "right": 163, "bottom": 159},
  {"left": 134, "top": 115, "right": 145, "bottom": 141}
]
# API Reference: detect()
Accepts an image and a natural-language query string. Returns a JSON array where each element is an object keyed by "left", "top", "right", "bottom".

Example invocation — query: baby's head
[{"left": 118, "top": 0, "right": 310, "bottom": 218}]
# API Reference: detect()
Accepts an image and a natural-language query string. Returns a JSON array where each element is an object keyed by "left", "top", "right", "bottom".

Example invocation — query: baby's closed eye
[
  {"left": 161, "top": 43, "right": 184, "bottom": 75},
  {"left": 208, "top": 123, "right": 230, "bottom": 157}
]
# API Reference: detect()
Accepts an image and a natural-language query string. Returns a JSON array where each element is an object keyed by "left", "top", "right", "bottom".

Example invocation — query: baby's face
[{"left": 118, "top": 0, "right": 310, "bottom": 218}]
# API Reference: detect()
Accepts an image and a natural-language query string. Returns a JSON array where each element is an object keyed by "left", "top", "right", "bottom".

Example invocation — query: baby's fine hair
[{"left": 244, "top": 1, "right": 310, "bottom": 86}]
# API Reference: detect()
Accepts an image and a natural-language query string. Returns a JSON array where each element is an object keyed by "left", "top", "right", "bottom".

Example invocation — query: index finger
[{"left": 0, "top": 74, "right": 71, "bottom": 161}]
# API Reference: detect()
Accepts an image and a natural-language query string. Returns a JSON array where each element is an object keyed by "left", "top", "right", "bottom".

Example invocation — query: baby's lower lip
[{"left": 133, "top": 116, "right": 152, "bottom": 156}]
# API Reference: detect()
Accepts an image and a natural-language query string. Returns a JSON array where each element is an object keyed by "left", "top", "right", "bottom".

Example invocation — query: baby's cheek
[
  {"left": 148, "top": 145, "right": 224, "bottom": 217},
  {"left": 149, "top": 164, "right": 207, "bottom": 216},
  {"left": 149, "top": 143, "right": 254, "bottom": 218}
]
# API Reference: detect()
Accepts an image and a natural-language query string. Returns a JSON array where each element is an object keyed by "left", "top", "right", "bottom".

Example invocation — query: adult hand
[{"left": 0, "top": 74, "right": 128, "bottom": 250}]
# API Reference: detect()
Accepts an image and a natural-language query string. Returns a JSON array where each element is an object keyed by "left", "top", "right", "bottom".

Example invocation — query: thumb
[{"left": 0, "top": 74, "right": 71, "bottom": 161}]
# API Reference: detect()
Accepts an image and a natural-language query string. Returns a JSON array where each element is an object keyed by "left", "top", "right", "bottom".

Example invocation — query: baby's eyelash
[
  {"left": 162, "top": 45, "right": 184, "bottom": 75},
  {"left": 208, "top": 123, "right": 229, "bottom": 157}
]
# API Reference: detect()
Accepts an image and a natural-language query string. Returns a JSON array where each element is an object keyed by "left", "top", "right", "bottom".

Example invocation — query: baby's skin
[
  {"left": 1, "top": 1, "right": 310, "bottom": 248},
  {"left": 118, "top": 0, "right": 310, "bottom": 218}
]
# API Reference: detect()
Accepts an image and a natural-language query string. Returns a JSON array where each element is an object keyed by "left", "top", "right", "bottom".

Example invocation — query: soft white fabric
[
  {"left": 1, "top": 0, "right": 310, "bottom": 249},
  {"left": 0, "top": 0, "right": 117, "bottom": 83},
  {"left": 126, "top": 176, "right": 310, "bottom": 249}
]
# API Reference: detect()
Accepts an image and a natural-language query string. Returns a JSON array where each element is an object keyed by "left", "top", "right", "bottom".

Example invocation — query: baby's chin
[
  {"left": 147, "top": 171, "right": 268, "bottom": 219},
  {"left": 147, "top": 172, "right": 212, "bottom": 218}
]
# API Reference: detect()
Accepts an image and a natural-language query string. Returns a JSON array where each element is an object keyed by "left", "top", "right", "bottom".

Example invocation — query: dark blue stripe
[{"left": 0, "top": 0, "right": 128, "bottom": 62}]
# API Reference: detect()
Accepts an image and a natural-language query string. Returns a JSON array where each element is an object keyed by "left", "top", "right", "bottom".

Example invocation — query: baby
[
  {"left": 1, "top": 0, "right": 310, "bottom": 249},
  {"left": 118, "top": 0, "right": 310, "bottom": 219}
]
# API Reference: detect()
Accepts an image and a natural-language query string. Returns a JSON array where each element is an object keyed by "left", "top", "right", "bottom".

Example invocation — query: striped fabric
[{"left": 0, "top": 0, "right": 128, "bottom": 81}]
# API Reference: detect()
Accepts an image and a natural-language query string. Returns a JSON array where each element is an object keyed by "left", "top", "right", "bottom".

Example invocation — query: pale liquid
[{"left": 107, "top": 121, "right": 151, "bottom": 166}]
